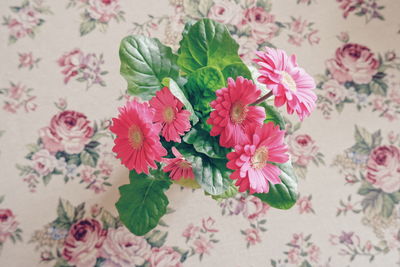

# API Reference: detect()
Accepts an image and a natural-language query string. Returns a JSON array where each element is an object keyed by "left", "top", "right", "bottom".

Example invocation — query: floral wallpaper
[{"left": 0, "top": 0, "right": 399, "bottom": 266}]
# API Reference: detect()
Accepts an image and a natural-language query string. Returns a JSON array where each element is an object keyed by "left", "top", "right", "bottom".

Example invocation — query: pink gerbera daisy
[
  {"left": 110, "top": 100, "right": 167, "bottom": 174},
  {"left": 149, "top": 87, "right": 191, "bottom": 142},
  {"left": 254, "top": 48, "right": 317, "bottom": 120},
  {"left": 226, "top": 122, "right": 289, "bottom": 194},
  {"left": 207, "top": 76, "right": 266, "bottom": 148},
  {"left": 163, "top": 147, "right": 195, "bottom": 180}
]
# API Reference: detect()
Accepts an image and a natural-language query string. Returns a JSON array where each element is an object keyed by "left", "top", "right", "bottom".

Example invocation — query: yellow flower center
[
  {"left": 128, "top": 125, "right": 143, "bottom": 149},
  {"left": 163, "top": 106, "right": 175, "bottom": 123},
  {"left": 281, "top": 71, "right": 297, "bottom": 92},
  {"left": 251, "top": 146, "right": 269, "bottom": 170},
  {"left": 230, "top": 102, "right": 248, "bottom": 124}
]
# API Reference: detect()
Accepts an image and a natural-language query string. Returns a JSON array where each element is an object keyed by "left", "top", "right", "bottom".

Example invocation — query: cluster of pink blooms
[{"left": 111, "top": 48, "right": 316, "bottom": 194}]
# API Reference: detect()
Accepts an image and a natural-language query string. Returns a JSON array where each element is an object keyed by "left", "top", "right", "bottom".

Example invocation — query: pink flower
[
  {"left": 0, "top": 209, "right": 19, "bottom": 243},
  {"left": 8, "top": 19, "right": 28, "bottom": 39},
  {"left": 243, "top": 195, "right": 269, "bottom": 220},
  {"left": 87, "top": 0, "right": 120, "bottom": 23},
  {"left": 193, "top": 236, "right": 213, "bottom": 255},
  {"left": 308, "top": 244, "right": 320, "bottom": 263},
  {"left": 288, "top": 134, "right": 319, "bottom": 166},
  {"left": 288, "top": 34, "right": 303, "bottom": 46},
  {"left": 326, "top": 43, "right": 379, "bottom": 84},
  {"left": 3, "top": 103, "right": 17, "bottom": 113},
  {"left": 201, "top": 217, "right": 218, "bottom": 233},
  {"left": 101, "top": 227, "right": 152, "bottom": 266},
  {"left": 110, "top": 100, "right": 166, "bottom": 174},
  {"left": 182, "top": 223, "right": 200, "bottom": 240},
  {"left": 208, "top": 0, "right": 242, "bottom": 25},
  {"left": 8, "top": 83, "right": 25, "bottom": 100},
  {"left": 58, "top": 49, "right": 84, "bottom": 83},
  {"left": 99, "top": 160, "right": 113, "bottom": 176},
  {"left": 290, "top": 17, "right": 308, "bottom": 34},
  {"left": 90, "top": 204, "right": 102, "bottom": 217},
  {"left": 240, "top": 7, "right": 278, "bottom": 44},
  {"left": 149, "top": 87, "right": 191, "bottom": 143},
  {"left": 366, "top": 145, "right": 400, "bottom": 193},
  {"left": 62, "top": 219, "right": 107, "bottom": 267},
  {"left": 24, "top": 96, "right": 37, "bottom": 112},
  {"left": 18, "top": 52, "right": 34, "bottom": 68},
  {"left": 307, "top": 29, "right": 320, "bottom": 45},
  {"left": 297, "top": 195, "right": 313, "bottom": 214},
  {"left": 254, "top": 48, "right": 317, "bottom": 120},
  {"left": 207, "top": 76, "right": 266, "bottom": 148},
  {"left": 227, "top": 122, "right": 289, "bottom": 193},
  {"left": 31, "top": 149, "right": 57, "bottom": 176},
  {"left": 80, "top": 166, "right": 96, "bottom": 183},
  {"left": 287, "top": 248, "right": 301, "bottom": 264},
  {"left": 322, "top": 79, "right": 347, "bottom": 104},
  {"left": 163, "top": 147, "right": 194, "bottom": 180},
  {"left": 337, "top": 31, "right": 350, "bottom": 43},
  {"left": 39, "top": 110, "right": 94, "bottom": 154},
  {"left": 389, "top": 87, "right": 400, "bottom": 105},
  {"left": 244, "top": 228, "right": 261, "bottom": 245},
  {"left": 388, "top": 131, "right": 399, "bottom": 144},
  {"left": 149, "top": 246, "right": 182, "bottom": 267}
]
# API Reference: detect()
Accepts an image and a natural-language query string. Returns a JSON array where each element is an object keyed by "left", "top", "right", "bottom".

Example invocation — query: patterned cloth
[{"left": 0, "top": 0, "right": 399, "bottom": 266}]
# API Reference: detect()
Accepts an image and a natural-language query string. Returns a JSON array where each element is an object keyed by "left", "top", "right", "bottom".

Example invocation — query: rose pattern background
[{"left": 1, "top": 0, "right": 400, "bottom": 266}]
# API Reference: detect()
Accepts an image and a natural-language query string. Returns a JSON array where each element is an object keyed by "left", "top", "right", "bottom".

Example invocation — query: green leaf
[
  {"left": 254, "top": 162, "right": 298, "bottom": 209},
  {"left": 163, "top": 78, "right": 198, "bottom": 124},
  {"left": 178, "top": 19, "right": 248, "bottom": 75},
  {"left": 179, "top": 148, "right": 231, "bottom": 195},
  {"left": 221, "top": 63, "right": 253, "bottom": 80},
  {"left": 42, "top": 174, "right": 52, "bottom": 186},
  {"left": 119, "top": 35, "right": 181, "bottom": 100},
  {"left": 183, "top": 0, "right": 213, "bottom": 18},
  {"left": 116, "top": 170, "right": 172, "bottom": 236},
  {"left": 208, "top": 181, "right": 239, "bottom": 201},
  {"left": 80, "top": 149, "right": 98, "bottom": 167},
  {"left": 145, "top": 230, "right": 168, "bottom": 248},
  {"left": 80, "top": 19, "right": 96, "bottom": 36},
  {"left": 183, "top": 127, "right": 230, "bottom": 159},
  {"left": 259, "top": 103, "right": 286, "bottom": 130}
]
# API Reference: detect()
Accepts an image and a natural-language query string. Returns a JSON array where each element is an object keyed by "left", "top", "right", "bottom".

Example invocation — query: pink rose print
[
  {"left": 239, "top": 7, "right": 278, "bottom": 44},
  {"left": 18, "top": 52, "right": 40, "bottom": 69},
  {"left": 149, "top": 246, "right": 182, "bottom": 267},
  {"left": 1, "top": 82, "right": 37, "bottom": 114},
  {"left": 208, "top": 0, "right": 242, "bottom": 25},
  {"left": 3, "top": 1, "right": 52, "bottom": 44},
  {"left": 80, "top": 166, "right": 106, "bottom": 193},
  {"left": 87, "top": 0, "right": 121, "bottom": 23},
  {"left": 366, "top": 145, "right": 400, "bottom": 193},
  {"left": 244, "top": 228, "right": 261, "bottom": 246},
  {"left": 287, "top": 248, "right": 301, "bottom": 264},
  {"left": 0, "top": 209, "right": 19, "bottom": 243},
  {"left": 288, "top": 134, "right": 319, "bottom": 167},
  {"left": 243, "top": 195, "right": 269, "bottom": 221},
  {"left": 297, "top": 195, "right": 315, "bottom": 214},
  {"left": 62, "top": 219, "right": 107, "bottom": 267},
  {"left": 322, "top": 79, "right": 347, "bottom": 105},
  {"left": 58, "top": 49, "right": 108, "bottom": 89},
  {"left": 286, "top": 17, "right": 320, "bottom": 46},
  {"left": 39, "top": 110, "right": 94, "bottom": 154},
  {"left": 182, "top": 223, "right": 200, "bottom": 241},
  {"left": 201, "top": 217, "right": 218, "bottom": 233},
  {"left": 326, "top": 43, "right": 379, "bottom": 84},
  {"left": 31, "top": 149, "right": 57, "bottom": 176},
  {"left": 101, "top": 227, "right": 152, "bottom": 266},
  {"left": 193, "top": 236, "right": 213, "bottom": 255},
  {"left": 336, "top": 0, "right": 385, "bottom": 22}
]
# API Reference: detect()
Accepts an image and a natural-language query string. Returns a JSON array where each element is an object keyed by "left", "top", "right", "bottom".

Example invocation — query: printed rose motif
[
  {"left": 243, "top": 196, "right": 269, "bottom": 221},
  {"left": 366, "top": 145, "right": 400, "bottom": 193},
  {"left": 326, "top": 43, "right": 379, "bottom": 84},
  {"left": 288, "top": 134, "right": 319, "bottom": 167},
  {"left": 58, "top": 49, "right": 84, "bottom": 83},
  {"left": 193, "top": 236, "right": 213, "bottom": 255},
  {"left": 0, "top": 209, "right": 18, "bottom": 243},
  {"left": 62, "top": 219, "right": 107, "bottom": 267},
  {"left": 244, "top": 228, "right": 261, "bottom": 246},
  {"left": 1, "top": 82, "right": 37, "bottom": 114},
  {"left": 18, "top": 52, "right": 40, "bottom": 69},
  {"left": 287, "top": 248, "right": 301, "bottom": 264},
  {"left": 149, "top": 246, "right": 182, "bottom": 267},
  {"left": 87, "top": 0, "right": 121, "bottom": 23},
  {"left": 101, "top": 227, "right": 151, "bottom": 266},
  {"left": 322, "top": 79, "right": 347, "bottom": 104},
  {"left": 235, "top": 35, "right": 258, "bottom": 63},
  {"left": 208, "top": 0, "right": 242, "bottom": 25},
  {"left": 201, "top": 217, "right": 218, "bottom": 233},
  {"left": 31, "top": 149, "right": 57, "bottom": 176},
  {"left": 182, "top": 223, "right": 200, "bottom": 240},
  {"left": 240, "top": 7, "right": 278, "bottom": 44},
  {"left": 297, "top": 195, "right": 314, "bottom": 214},
  {"left": 40, "top": 110, "right": 94, "bottom": 154},
  {"left": 308, "top": 244, "right": 320, "bottom": 263}
]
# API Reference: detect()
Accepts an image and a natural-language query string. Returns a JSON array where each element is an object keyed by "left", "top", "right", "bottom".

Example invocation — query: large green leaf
[
  {"left": 207, "top": 181, "right": 239, "bottom": 201},
  {"left": 119, "top": 35, "right": 181, "bottom": 100},
  {"left": 183, "top": 127, "right": 230, "bottom": 159},
  {"left": 260, "top": 103, "right": 286, "bottom": 130},
  {"left": 179, "top": 148, "right": 231, "bottom": 195},
  {"left": 254, "top": 162, "right": 298, "bottom": 209},
  {"left": 115, "top": 170, "right": 172, "bottom": 236},
  {"left": 178, "top": 19, "right": 250, "bottom": 79}
]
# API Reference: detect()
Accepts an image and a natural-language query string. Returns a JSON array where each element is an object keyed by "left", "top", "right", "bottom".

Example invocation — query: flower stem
[{"left": 252, "top": 91, "right": 273, "bottom": 105}]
